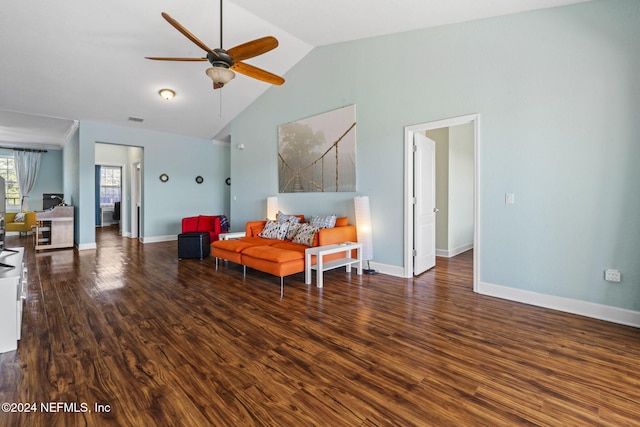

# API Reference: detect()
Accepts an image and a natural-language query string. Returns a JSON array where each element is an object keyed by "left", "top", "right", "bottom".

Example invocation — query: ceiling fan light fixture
[
  {"left": 206, "top": 67, "right": 235, "bottom": 86},
  {"left": 159, "top": 88, "right": 175, "bottom": 100}
]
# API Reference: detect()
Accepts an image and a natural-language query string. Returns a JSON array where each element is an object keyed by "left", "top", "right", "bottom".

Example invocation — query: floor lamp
[
  {"left": 354, "top": 196, "right": 376, "bottom": 274},
  {"left": 267, "top": 196, "right": 278, "bottom": 221}
]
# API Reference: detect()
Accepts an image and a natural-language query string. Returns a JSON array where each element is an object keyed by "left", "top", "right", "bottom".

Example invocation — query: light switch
[{"left": 505, "top": 193, "right": 515, "bottom": 205}]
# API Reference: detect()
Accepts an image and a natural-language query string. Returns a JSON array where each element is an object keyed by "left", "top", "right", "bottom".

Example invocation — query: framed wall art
[{"left": 278, "top": 105, "right": 356, "bottom": 193}]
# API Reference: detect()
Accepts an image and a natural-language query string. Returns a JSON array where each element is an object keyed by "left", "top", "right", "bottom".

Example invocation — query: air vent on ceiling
[{"left": 128, "top": 116, "right": 144, "bottom": 123}]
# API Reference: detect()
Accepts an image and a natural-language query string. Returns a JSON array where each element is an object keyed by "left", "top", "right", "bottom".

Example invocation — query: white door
[{"left": 414, "top": 132, "right": 436, "bottom": 275}]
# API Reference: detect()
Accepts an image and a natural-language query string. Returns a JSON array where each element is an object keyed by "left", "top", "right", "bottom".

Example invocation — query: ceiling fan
[{"left": 145, "top": 0, "right": 284, "bottom": 89}]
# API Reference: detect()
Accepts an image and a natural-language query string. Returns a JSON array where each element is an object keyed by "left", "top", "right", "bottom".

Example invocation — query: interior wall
[
  {"left": 448, "top": 122, "right": 474, "bottom": 254},
  {"left": 230, "top": 0, "right": 640, "bottom": 312},
  {"left": 63, "top": 127, "right": 80, "bottom": 245},
  {"left": 75, "top": 121, "right": 230, "bottom": 247},
  {"left": 30, "top": 150, "right": 64, "bottom": 212}
]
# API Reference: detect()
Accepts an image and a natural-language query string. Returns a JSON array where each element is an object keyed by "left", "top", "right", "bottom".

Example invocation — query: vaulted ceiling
[{"left": 0, "top": 0, "right": 590, "bottom": 149}]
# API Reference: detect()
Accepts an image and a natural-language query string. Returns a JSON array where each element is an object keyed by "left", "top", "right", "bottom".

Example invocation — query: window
[
  {"left": 0, "top": 156, "right": 20, "bottom": 209},
  {"left": 100, "top": 166, "right": 121, "bottom": 205}
]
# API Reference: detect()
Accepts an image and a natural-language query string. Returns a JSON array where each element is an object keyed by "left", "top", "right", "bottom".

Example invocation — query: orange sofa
[{"left": 211, "top": 216, "right": 357, "bottom": 283}]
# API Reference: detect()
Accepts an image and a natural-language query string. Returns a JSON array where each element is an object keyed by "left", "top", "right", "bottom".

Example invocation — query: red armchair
[{"left": 181, "top": 215, "right": 223, "bottom": 242}]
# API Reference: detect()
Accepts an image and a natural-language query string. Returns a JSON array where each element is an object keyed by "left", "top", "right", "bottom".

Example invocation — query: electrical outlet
[
  {"left": 505, "top": 193, "right": 515, "bottom": 205},
  {"left": 605, "top": 269, "right": 621, "bottom": 282}
]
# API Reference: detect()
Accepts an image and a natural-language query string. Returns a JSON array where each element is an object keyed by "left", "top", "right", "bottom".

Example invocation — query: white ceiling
[{"left": 0, "top": 0, "right": 589, "bottom": 149}]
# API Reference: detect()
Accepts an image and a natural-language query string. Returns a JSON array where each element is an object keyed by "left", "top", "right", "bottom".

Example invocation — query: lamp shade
[
  {"left": 206, "top": 67, "right": 235, "bottom": 85},
  {"left": 354, "top": 196, "right": 373, "bottom": 261},
  {"left": 267, "top": 196, "right": 278, "bottom": 221}
]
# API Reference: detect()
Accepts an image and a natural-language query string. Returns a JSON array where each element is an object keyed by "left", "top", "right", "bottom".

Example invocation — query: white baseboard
[
  {"left": 436, "top": 243, "right": 473, "bottom": 258},
  {"left": 77, "top": 242, "right": 97, "bottom": 250},
  {"left": 478, "top": 281, "right": 640, "bottom": 328},
  {"left": 362, "top": 265, "right": 640, "bottom": 328},
  {"left": 368, "top": 261, "right": 406, "bottom": 277},
  {"left": 141, "top": 235, "right": 177, "bottom": 244}
]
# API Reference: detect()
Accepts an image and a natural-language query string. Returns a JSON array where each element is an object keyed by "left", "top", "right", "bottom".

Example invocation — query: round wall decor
[
  {"left": 195, "top": 176, "right": 204, "bottom": 184},
  {"left": 159, "top": 173, "right": 169, "bottom": 182}
]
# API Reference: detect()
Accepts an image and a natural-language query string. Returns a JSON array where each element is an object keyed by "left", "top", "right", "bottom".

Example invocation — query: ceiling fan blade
[
  {"left": 227, "top": 36, "right": 279, "bottom": 62},
  {"left": 161, "top": 12, "right": 218, "bottom": 57},
  {"left": 145, "top": 57, "right": 208, "bottom": 61},
  {"left": 231, "top": 62, "right": 285, "bottom": 86}
]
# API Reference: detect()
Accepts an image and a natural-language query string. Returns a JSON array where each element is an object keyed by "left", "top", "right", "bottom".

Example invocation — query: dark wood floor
[{"left": 1, "top": 227, "right": 639, "bottom": 426}]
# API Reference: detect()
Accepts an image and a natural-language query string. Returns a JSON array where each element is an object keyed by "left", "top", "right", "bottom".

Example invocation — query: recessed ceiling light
[{"left": 159, "top": 88, "right": 175, "bottom": 100}]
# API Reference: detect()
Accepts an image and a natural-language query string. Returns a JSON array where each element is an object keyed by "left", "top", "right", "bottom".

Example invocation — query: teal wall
[
  {"left": 72, "top": 121, "right": 230, "bottom": 247},
  {"left": 230, "top": 0, "right": 640, "bottom": 310},
  {"left": 32, "top": 150, "right": 64, "bottom": 210},
  {"left": 64, "top": 127, "right": 80, "bottom": 242}
]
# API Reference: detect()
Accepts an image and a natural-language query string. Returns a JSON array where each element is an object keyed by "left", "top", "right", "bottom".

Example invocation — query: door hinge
[
  {"left": 412, "top": 197, "right": 417, "bottom": 205},
  {"left": 412, "top": 144, "right": 417, "bottom": 152},
  {"left": 412, "top": 249, "right": 417, "bottom": 257}
]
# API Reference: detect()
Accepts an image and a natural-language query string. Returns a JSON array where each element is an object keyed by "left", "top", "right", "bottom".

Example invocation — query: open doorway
[
  {"left": 95, "top": 164, "right": 122, "bottom": 231},
  {"left": 95, "top": 143, "right": 143, "bottom": 242},
  {"left": 404, "top": 114, "right": 480, "bottom": 291}
]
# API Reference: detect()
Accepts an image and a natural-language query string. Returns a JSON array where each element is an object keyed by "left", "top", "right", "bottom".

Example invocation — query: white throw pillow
[
  {"left": 276, "top": 211, "right": 301, "bottom": 224},
  {"left": 310, "top": 214, "right": 336, "bottom": 229},
  {"left": 258, "top": 220, "right": 289, "bottom": 240}
]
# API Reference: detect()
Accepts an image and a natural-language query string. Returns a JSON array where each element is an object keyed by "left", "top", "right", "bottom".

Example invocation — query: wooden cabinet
[
  {"left": 0, "top": 248, "right": 26, "bottom": 353},
  {"left": 35, "top": 206, "right": 74, "bottom": 251}
]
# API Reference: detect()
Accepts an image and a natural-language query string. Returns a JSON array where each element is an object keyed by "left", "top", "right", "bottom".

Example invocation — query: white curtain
[{"left": 13, "top": 150, "right": 42, "bottom": 212}]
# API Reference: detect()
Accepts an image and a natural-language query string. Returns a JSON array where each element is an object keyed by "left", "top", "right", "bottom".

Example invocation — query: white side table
[
  {"left": 219, "top": 232, "right": 246, "bottom": 240},
  {"left": 305, "top": 242, "right": 362, "bottom": 288}
]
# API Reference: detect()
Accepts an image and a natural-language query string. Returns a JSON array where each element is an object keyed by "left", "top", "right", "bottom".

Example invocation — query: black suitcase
[{"left": 178, "top": 232, "right": 211, "bottom": 260}]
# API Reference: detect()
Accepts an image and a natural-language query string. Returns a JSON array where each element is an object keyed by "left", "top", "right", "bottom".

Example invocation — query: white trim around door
[{"left": 403, "top": 114, "right": 481, "bottom": 292}]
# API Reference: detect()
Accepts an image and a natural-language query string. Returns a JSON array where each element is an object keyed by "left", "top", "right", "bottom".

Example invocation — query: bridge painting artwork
[{"left": 278, "top": 105, "right": 356, "bottom": 193}]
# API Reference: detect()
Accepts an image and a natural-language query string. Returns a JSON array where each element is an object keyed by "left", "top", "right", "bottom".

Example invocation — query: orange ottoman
[
  {"left": 211, "top": 240, "right": 260, "bottom": 264},
  {"left": 241, "top": 245, "right": 305, "bottom": 278}
]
